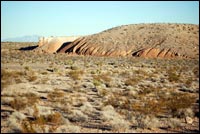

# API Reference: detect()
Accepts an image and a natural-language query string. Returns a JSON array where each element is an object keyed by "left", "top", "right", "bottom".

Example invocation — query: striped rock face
[
  {"left": 57, "top": 23, "right": 199, "bottom": 59},
  {"left": 35, "top": 36, "right": 81, "bottom": 53},
  {"left": 132, "top": 48, "right": 187, "bottom": 58}
]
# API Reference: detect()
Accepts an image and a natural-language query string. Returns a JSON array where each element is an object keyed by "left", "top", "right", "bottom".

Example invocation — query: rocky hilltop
[{"left": 57, "top": 23, "right": 199, "bottom": 59}]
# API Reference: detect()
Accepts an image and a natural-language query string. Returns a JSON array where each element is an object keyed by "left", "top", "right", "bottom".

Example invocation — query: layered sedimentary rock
[
  {"left": 57, "top": 23, "right": 199, "bottom": 58},
  {"left": 132, "top": 48, "right": 188, "bottom": 58},
  {"left": 35, "top": 36, "right": 80, "bottom": 53}
]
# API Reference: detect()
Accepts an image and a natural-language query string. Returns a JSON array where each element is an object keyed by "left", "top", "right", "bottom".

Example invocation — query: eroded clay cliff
[{"left": 57, "top": 23, "right": 199, "bottom": 58}]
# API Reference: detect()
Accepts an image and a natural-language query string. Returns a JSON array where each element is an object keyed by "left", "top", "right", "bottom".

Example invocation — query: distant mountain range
[{"left": 1, "top": 35, "right": 41, "bottom": 42}]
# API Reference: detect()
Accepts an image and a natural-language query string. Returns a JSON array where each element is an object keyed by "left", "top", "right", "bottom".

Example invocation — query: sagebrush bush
[
  {"left": 68, "top": 70, "right": 84, "bottom": 80},
  {"left": 47, "top": 89, "right": 65, "bottom": 101},
  {"left": 10, "top": 93, "right": 39, "bottom": 110},
  {"left": 21, "top": 105, "right": 63, "bottom": 133}
]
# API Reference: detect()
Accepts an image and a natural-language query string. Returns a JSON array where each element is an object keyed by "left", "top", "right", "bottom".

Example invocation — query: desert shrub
[
  {"left": 21, "top": 69, "right": 38, "bottom": 82},
  {"left": 21, "top": 121, "right": 36, "bottom": 133},
  {"left": 185, "top": 77, "right": 193, "bottom": 87},
  {"left": 103, "top": 89, "right": 196, "bottom": 118},
  {"left": 97, "top": 88, "right": 108, "bottom": 97},
  {"left": 174, "top": 108, "right": 194, "bottom": 118},
  {"left": 1, "top": 70, "right": 37, "bottom": 85},
  {"left": 124, "top": 78, "right": 138, "bottom": 86},
  {"left": 134, "top": 69, "right": 148, "bottom": 76},
  {"left": 27, "top": 75, "right": 37, "bottom": 82},
  {"left": 96, "top": 61, "right": 103, "bottom": 67},
  {"left": 10, "top": 93, "right": 39, "bottom": 110},
  {"left": 93, "top": 79, "right": 102, "bottom": 87},
  {"left": 134, "top": 115, "right": 160, "bottom": 129},
  {"left": 92, "top": 72, "right": 112, "bottom": 86},
  {"left": 10, "top": 97, "right": 27, "bottom": 110},
  {"left": 65, "top": 59, "right": 74, "bottom": 66},
  {"left": 119, "top": 71, "right": 131, "bottom": 78},
  {"left": 68, "top": 70, "right": 84, "bottom": 80},
  {"left": 21, "top": 105, "right": 62, "bottom": 133},
  {"left": 70, "top": 66, "right": 79, "bottom": 70},
  {"left": 104, "top": 92, "right": 131, "bottom": 110},
  {"left": 163, "top": 93, "right": 196, "bottom": 117},
  {"left": 24, "top": 66, "right": 30, "bottom": 71},
  {"left": 101, "top": 105, "right": 129, "bottom": 132},
  {"left": 25, "top": 93, "right": 39, "bottom": 104},
  {"left": 1, "top": 69, "right": 25, "bottom": 88},
  {"left": 41, "top": 71, "right": 48, "bottom": 75},
  {"left": 90, "top": 70, "right": 96, "bottom": 74},
  {"left": 167, "top": 118, "right": 182, "bottom": 128},
  {"left": 99, "top": 72, "right": 112, "bottom": 82},
  {"left": 47, "top": 89, "right": 65, "bottom": 101},
  {"left": 167, "top": 69, "right": 181, "bottom": 82}
]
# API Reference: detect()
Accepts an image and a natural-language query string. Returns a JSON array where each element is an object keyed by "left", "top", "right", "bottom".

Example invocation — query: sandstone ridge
[
  {"left": 34, "top": 36, "right": 81, "bottom": 53},
  {"left": 57, "top": 23, "right": 199, "bottom": 59},
  {"left": 34, "top": 23, "right": 199, "bottom": 59}
]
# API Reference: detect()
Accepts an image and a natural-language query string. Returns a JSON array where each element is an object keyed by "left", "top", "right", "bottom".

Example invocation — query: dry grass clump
[
  {"left": 103, "top": 92, "right": 131, "bottom": 110},
  {"left": 101, "top": 105, "right": 130, "bottom": 132},
  {"left": 10, "top": 93, "right": 39, "bottom": 110},
  {"left": 184, "top": 77, "right": 193, "bottom": 87},
  {"left": 1, "top": 69, "right": 38, "bottom": 91},
  {"left": 41, "top": 71, "right": 48, "bottom": 75},
  {"left": 65, "top": 59, "right": 74, "bottom": 66},
  {"left": 168, "top": 71, "right": 181, "bottom": 82},
  {"left": 68, "top": 70, "right": 84, "bottom": 80},
  {"left": 97, "top": 88, "right": 109, "bottom": 97},
  {"left": 27, "top": 75, "right": 37, "bottom": 82},
  {"left": 124, "top": 78, "right": 140, "bottom": 86},
  {"left": 167, "top": 67, "right": 182, "bottom": 82},
  {"left": 66, "top": 109, "right": 88, "bottom": 122},
  {"left": 21, "top": 105, "right": 63, "bottom": 133},
  {"left": 131, "top": 114, "right": 160, "bottom": 129},
  {"left": 47, "top": 89, "right": 65, "bottom": 101},
  {"left": 134, "top": 69, "right": 148, "bottom": 76},
  {"left": 93, "top": 79, "right": 102, "bottom": 87},
  {"left": 119, "top": 70, "right": 131, "bottom": 78},
  {"left": 92, "top": 72, "right": 112, "bottom": 87},
  {"left": 24, "top": 66, "right": 30, "bottom": 71},
  {"left": 10, "top": 97, "right": 27, "bottom": 110},
  {"left": 25, "top": 70, "right": 38, "bottom": 82},
  {"left": 1, "top": 69, "right": 25, "bottom": 90},
  {"left": 121, "top": 69, "right": 146, "bottom": 86}
]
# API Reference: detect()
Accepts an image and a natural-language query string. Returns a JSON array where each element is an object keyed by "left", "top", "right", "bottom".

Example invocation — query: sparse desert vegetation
[{"left": 1, "top": 42, "right": 199, "bottom": 133}]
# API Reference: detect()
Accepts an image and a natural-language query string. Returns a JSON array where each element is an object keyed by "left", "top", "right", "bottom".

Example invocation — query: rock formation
[
  {"left": 57, "top": 23, "right": 199, "bottom": 59},
  {"left": 35, "top": 36, "right": 81, "bottom": 53}
]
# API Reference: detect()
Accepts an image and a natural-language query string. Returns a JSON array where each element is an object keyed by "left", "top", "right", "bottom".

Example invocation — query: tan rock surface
[{"left": 35, "top": 36, "right": 81, "bottom": 53}]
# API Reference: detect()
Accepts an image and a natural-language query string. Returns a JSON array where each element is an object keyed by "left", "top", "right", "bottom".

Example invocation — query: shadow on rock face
[
  {"left": 56, "top": 42, "right": 72, "bottom": 53},
  {"left": 19, "top": 45, "right": 38, "bottom": 51}
]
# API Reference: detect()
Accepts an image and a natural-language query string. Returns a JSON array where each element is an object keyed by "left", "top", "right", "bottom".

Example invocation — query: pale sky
[{"left": 1, "top": 1, "right": 199, "bottom": 39}]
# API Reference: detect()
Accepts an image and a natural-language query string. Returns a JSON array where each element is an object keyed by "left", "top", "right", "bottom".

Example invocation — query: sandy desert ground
[{"left": 1, "top": 42, "right": 199, "bottom": 133}]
